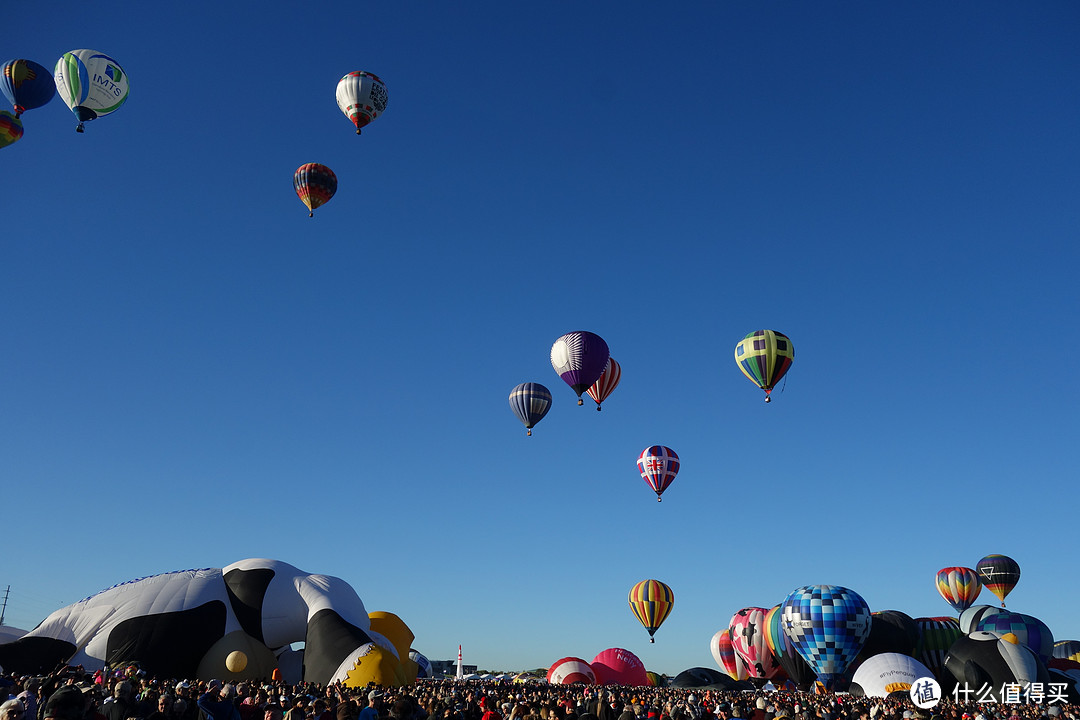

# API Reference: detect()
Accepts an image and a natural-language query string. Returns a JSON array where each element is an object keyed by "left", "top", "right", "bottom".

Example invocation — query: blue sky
[{"left": 2, "top": 2, "right": 1078, "bottom": 676}]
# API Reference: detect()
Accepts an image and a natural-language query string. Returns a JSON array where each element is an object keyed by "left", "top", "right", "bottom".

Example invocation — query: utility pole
[{"left": 0, "top": 585, "right": 9, "bottom": 626}]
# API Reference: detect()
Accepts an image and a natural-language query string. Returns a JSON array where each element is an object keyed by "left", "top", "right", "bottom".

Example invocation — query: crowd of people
[{"left": 2, "top": 668, "right": 1077, "bottom": 720}]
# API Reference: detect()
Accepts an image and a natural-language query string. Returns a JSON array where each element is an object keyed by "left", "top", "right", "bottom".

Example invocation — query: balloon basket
[
  {"left": 76, "top": 124, "right": 85, "bottom": 133},
  {"left": 526, "top": 429, "right": 532, "bottom": 436},
  {"left": 309, "top": 211, "right": 314, "bottom": 217},
  {"left": 596, "top": 405, "right": 602, "bottom": 411},
  {"left": 649, "top": 638, "right": 655, "bottom": 643},
  {"left": 577, "top": 398, "right": 583, "bottom": 406}
]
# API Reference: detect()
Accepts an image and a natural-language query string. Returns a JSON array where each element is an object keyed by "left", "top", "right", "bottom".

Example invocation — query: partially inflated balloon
[
  {"left": 586, "top": 357, "right": 621, "bottom": 411},
  {"left": 508, "top": 383, "right": 552, "bottom": 436},
  {"left": 629, "top": 579, "right": 674, "bottom": 643},
  {"left": 763, "top": 604, "right": 815, "bottom": 689},
  {"left": 2, "top": 59, "right": 55, "bottom": 116},
  {"left": 943, "top": 631, "right": 1050, "bottom": 702},
  {"left": 781, "top": 585, "right": 871, "bottom": 684},
  {"left": 336, "top": 71, "right": 388, "bottom": 134},
  {"left": 0, "top": 111, "right": 23, "bottom": 149},
  {"left": 936, "top": 567, "right": 982, "bottom": 613},
  {"left": 976, "top": 554, "right": 1020, "bottom": 606},
  {"left": 711, "top": 628, "right": 749, "bottom": 681},
  {"left": 729, "top": 607, "right": 782, "bottom": 679},
  {"left": 850, "top": 653, "right": 935, "bottom": 698},
  {"left": 637, "top": 446, "right": 679, "bottom": 502},
  {"left": 734, "top": 330, "right": 794, "bottom": 402},
  {"left": 551, "top": 331, "right": 609, "bottom": 404},
  {"left": 975, "top": 610, "right": 1053, "bottom": 663},
  {"left": 959, "top": 605, "right": 1002, "bottom": 635},
  {"left": 53, "top": 50, "right": 129, "bottom": 132},
  {"left": 294, "top": 163, "right": 338, "bottom": 217},
  {"left": 914, "top": 616, "right": 962, "bottom": 683},
  {"left": 1054, "top": 641, "right": 1080, "bottom": 663},
  {"left": 591, "top": 647, "right": 647, "bottom": 686},
  {"left": 547, "top": 657, "right": 595, "bottom": 685}
]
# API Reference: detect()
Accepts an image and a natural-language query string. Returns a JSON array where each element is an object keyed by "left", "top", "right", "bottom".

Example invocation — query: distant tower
[{"left": 456, "top": 645, "right": 463, "bottom": 680}]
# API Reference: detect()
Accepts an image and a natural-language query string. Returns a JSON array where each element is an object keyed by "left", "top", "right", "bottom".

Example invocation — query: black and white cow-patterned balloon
[{"left": 0, "top": 558, "right": 415, "bottom": 686}]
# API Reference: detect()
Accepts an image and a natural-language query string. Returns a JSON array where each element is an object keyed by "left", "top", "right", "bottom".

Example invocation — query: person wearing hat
[
  {"left": 359, "top": 692, "right": 382, "bottom": 720},
  {"left": 42, "top": 686, "right": 87, "bottom": 720}
]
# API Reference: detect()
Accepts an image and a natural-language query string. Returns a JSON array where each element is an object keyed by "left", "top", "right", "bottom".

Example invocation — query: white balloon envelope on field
[
  {"left": 53, "top": 49, "right": 129, "bottom": 132},
  {"left": 850, "top": 652, "right": 935, "bottom": 697}
]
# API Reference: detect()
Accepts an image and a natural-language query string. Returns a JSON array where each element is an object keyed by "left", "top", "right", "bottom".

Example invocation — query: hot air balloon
[
  {"left": 585, "top": 357, "right": 621, "bottom": 411},
  {"left": 976, "top": 554, "right": 1020, "bottom": 606},
  {"left": 591, "top": 648, "right": 647, "bottom": 686},
  {"left": 0, "top": 111, "right": 23, "bottom": 149},
  {"left": 975, "top": 610, "right": 1054, "bottom": 664},
  {"left": 913, "top": 616, "right": 962, "bottom": 683},
  {"left": 855, "top": 610, "right": 920, "bottom": 664},
  {"left": 53, "top": 50, "right": 129, "bottom": 132},
  {"left": 550, "top": 331, "right": 609, "bottom": 405},
  {"left": 763, "top": 604, "right": 815, "bottom": 689},
  {"left": 637, "top": 446, "right": 679, "bottom": 502},
  {"left": 293, "top": 163, "right": 338, "bottom": 217},
  {"left": 336, "top": 71, "right": 388, "bottom": 135},
  {"left": 1054, "top": 641, "right": 1080, "bottom": 664},
  {"left": 729, "top": 607, "right": 782, "bottom": 680},
  {"left": 780, "top": 585, "right": 871, "bottom": 685},
  {"left": 936, "top": 567, "right": 982, "bottom": 613},
  {"left": 734, "top": 330, "right": 794, "bottom": 402},
  {"left": 508, "top": 382, "right": 552, "bottom": 436},
  {"left": 629, "top": 579, "right": 674, "bottom": 643},
  {"left": 959, "top": 604, "right": 1002, "bottom": 635},
  {"left": 547, "top": 657, "right": 595, "bottom": 685},
  {"left": 943, "top": 631, "right": 1050, "bottom": 702},
  {"left": 849, "top": 653, "right": 936, "bottom": 698},
  {"left": 2, "top": 59, "right": 55, "bottom": 117},
  {"left": 711, "top": 628, "right": 750, "bottom": 681}
]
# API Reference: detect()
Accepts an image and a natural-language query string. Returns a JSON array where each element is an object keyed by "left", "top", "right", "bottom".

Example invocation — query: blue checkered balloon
[{"left": 780, "top": 585, "right": 872, "bottom": 682}]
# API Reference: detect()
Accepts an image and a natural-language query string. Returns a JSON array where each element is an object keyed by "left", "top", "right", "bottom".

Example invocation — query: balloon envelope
[
  {"left": 0, "top": 111, "right": 23, "bottom": 149},
  {"left": 936, "top": 567, "right": 982, "bottom": 613},
  {"left": 335, "top": 71, "right": 388, "bottom": 134},
  {"left": 914, "top": 616, "right": 962, "bottom": 683},
  {"left": 734, "top": 330, "right": 794, "bottom": 401},
  {"left": 781, "top": 585, "right": 871, "bottom": 683},
  {"left": 629, "top": 579, "right": 674, "bottom": 641},
  {"left": 591, "top": 647, "right": 647, "bottom": 686},
  {"left": 711, "top": 628, "right": 749, "bottom": 681},
  {"left": 975, "top": 610, "right": 1053, "bottom": 663},
  {"left": 508, "top": 383, "right": 552, "bottom": 435},
  {"left": 763, "top": 604, "right": 815, "bottom": 689},
  {"left": 293, "top": 163, "right": 338, "bottom": 216},
  {"left": 637, "top": 445, "right": 679, "bottom": 501},
  {"left": 586, "top": 357, "right": 621, "bottom": 410},
  {"left": 1054, "top": 641, "right": 1080, "bottom": 663},
  {"left": 2, "top": 59, "right": 55, "bottom": 116},
  {"left": 54, "top": 49, "right": 129, "bottom": 131},
  {"left": 551, "top": 331, "right": 609, "bottom": 402},
  {"left": 943, "top": 631, "right": 1050, "bottom": 702},
  {"left": 850, "top": 653, "right": 935, "bottom": 698},
  {"left": 729, "top": 607, "right": 782, "bottom": 679},
  {"left": 547, "top": 657, "right": 595, "bottom": 685},
  {"left": 976, "top": 554, "right": 1020, "bottom": 606}
]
